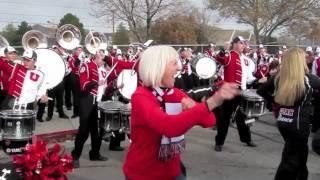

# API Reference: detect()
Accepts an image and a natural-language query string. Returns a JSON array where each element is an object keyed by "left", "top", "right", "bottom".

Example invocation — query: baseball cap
[
  {"left": 4, "top": 46, "right": 17, "bottom": 54},
  {"left": 306, "top": 46, "right": 312, "bottom": 52},
  {"left": 232, "top": 36, "right": 246, "bottom": 44},
  {"left": 22, "top": 49, "right": 37, "bottom": 60},
  {"left": 116, "top": 49, "right": 122, "bottom": 55}
]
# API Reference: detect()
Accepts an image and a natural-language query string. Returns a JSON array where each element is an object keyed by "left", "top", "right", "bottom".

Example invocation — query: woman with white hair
[{"left": 122, "top": 45, "right": 239, "bottom": 180}]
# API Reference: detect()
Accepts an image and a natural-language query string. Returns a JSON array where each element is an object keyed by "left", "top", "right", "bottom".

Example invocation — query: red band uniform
[{"left": 214, "top": 36, "right": 255, "bottom": 150}]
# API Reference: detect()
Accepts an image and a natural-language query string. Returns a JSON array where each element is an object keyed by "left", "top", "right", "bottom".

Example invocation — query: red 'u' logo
[
  {"left": 102, "top": 71, "right": 107, "bottom": 78},
  {"left": 30, "top": 72, "right": 40, "bottom": 82}
]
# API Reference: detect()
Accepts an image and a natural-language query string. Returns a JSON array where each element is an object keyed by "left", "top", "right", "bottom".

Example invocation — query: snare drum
[
  {"left": 0, "top": 110, "right": 35, "bottom": 154},
  {"left": 120, "top": 103, "right": 131, "bottom": 134},
  {"left": 98, "top": 101, "right": 123, "bottom": 132},
  {"left": 240, "top": 89, "right": 266, "bottom": 118}
]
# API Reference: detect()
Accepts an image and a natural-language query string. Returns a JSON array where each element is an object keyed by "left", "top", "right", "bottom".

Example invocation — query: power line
[
  {"left": 0, "top": 12, "right": 102, "bottom": 21},
  {"left": 0, "top": 1, "right": 89, "bottom": 10},
  {"left": 0, "top": 20, "right": 107, "bottom": 29}
]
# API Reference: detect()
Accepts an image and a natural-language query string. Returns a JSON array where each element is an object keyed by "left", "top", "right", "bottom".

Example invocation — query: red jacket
[
  {"left": 68, "top": 55, "right": 80, "bottom": 75},
  {"left": 123, "top": 86, "right": 215, "bottom": 180},
  {"left": 216, "top": 50, "right": 242, "bottom": 86},
  {"left": 79, "top": 60, "right": 99, "bottom": 95},
  {"left": 0, "top": 58, "right": 14, "bottom": 92},
  {"left": 255, "top": 64, "right": 269, "bottom": 79},
  {"left": 105, "top": 56, "right": 138, "bottom": 96}
]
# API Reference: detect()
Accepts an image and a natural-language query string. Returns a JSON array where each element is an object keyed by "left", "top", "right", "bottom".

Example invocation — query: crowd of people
[{"left": 1, "top": 36, "right": 320, "bottom": 179}]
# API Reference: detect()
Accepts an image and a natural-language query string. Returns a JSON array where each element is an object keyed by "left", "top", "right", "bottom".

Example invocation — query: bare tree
[
  {"left": 207, "top": 0, "right": 319, "bottom": 44},
  {"left": 91, "top": 0, "right": 184, "bottom": 42}
]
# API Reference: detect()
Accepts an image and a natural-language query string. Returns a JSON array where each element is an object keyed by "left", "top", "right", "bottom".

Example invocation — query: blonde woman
[{"left": 257, "top": 47, "right": 320, "bottom": 180}]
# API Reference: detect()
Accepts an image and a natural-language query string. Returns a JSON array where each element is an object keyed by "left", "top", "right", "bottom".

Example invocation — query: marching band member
[
  {"left": 103, "top": 48, "right": 138, "bottom": 151},
  {"left": 174, "top": 47, "right": 199, "bottom": 91},
  {"left": 68, "top": 46, "right": 83, "bottom": 118},
  {"left": 0, "top": 46, "right": 17, "bottom": 110},
  {"left": 305, "top": 46, "right": 314, "bottom": 71},
  {"left": 123, "top": 45, "right": 239, "bottom": 180},
  {"left": 257, "top": 47, "right": 320, "bottom": 180},
  {"left": 214, "top": 36, "right": 257, "bottom": 152},
  {"left": 36, "top": 45, "right": 69, "bottom": 122},
  {"left": 71, "top": 49, "right": 108, "bottom": 168},
  {"left": 1, "top": 49, "right": 48, "bottom": 110},
  {"left": 205, "top": 43, "right": 216, "bottom": 58}
]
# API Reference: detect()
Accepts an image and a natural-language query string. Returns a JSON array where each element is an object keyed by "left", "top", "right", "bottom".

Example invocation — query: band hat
[
  {"left": 259, "top": 44, "right": 264, "bottom": 48},
  {"left": 22, "top": 49, "right": 37, "bottom": 60},
  {"left": 112, "top": 45, "right": 118, "bottom": 50},
  {"left": 4, "top": 46, "right": 17, "bottom": 54}
]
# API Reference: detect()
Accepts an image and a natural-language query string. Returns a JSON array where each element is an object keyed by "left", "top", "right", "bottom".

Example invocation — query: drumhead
[
  {"left": 242, "top": 89, "right": 264, "bottom": 101},
  {"left": 34, "top": 49, "right": 66, "bottom": 90},
  {"left": 98, "top": 101, "right": 123, "bottom": 113},
  {"left": 0, "top": 110, "right": 35, "bottom": 118},
  {"left": 195, "top": 57, "right": 217, "bottom": 79},
  {"left": 116, "top": 69, "right": 138, "bottom": 100},
  {"left": 120, "top": 103, "right": 131, "bottom": 114}
]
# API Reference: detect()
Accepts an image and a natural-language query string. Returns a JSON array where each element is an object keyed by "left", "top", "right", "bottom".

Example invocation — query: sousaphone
[
  {"left": 56, "top": 24, "right": 81, "bottom": 50},
  {"left": 22, "top": 30, "right": 48, "bottom": 50},
  {"left": 85, "top": 31, "right": 108, "bottom": 54},
  {"left": 0, "top": 35, "right": 9, "bottom": 56}
]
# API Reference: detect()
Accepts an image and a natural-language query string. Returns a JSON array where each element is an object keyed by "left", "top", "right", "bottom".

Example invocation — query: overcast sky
[{"left": 0, "top": 0, "right": 251, "bottom": 32}]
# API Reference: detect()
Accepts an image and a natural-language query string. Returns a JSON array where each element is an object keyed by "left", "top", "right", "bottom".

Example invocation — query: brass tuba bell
[
  {"left": 56, "top": 24, "right": 81, "bottom": 50},
  {"left": 85, "top": 31, "right": 107, "bottom": 54},
  {"left": 22, "top": 30, "right": 48, "bottom": 50},
  {"left": 0, "top": 35, "right": 9, "bottom": 57}
]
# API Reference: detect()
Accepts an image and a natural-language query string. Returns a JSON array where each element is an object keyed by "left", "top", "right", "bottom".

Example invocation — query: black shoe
[
  {"left": 72, "top": 159, "right": 80, "bottom": 168},
  {"left": 46, "top": 117, "right": 52, "bottom": 121},
  {"left": 71, "top": 114, "right": 79, "bottom": 118},
  {"left": 59, "top": 114, "right": 69, "bottom": 119},
  {"left": 89, "top": 154, "right": 108, "bottom": 161},
  {"left": 37, "top": 118, "right": 44, "bottom": 122},
  {"left": 109, "top": 146, "right": 125, "bottom": 151},
  {"left": 246, "top": 141, "right": 257, "bottom": 147},
  {"left": 214, "top": 145, "right": 222, "bottom": 152},
  {"left": 66, "top": 107, "right": 72, "bottom": 110}
]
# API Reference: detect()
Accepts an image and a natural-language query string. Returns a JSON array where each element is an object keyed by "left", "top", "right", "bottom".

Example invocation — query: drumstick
[
  {"left": 248, "top": 32, "right": 252, "bottom": 42},
  {"left": 90, "top": 30, "right": 98, "bottom": 48},
  {"left": 260, "top": 71, "right": 265, "bottom": 78},
  {"left": 102, "top": 62, "right": 118, "bottom": 85},
  {"left": 228, "top": 29, "right": 236, "bottom": 43},
  {"left": 48, "top": 97, "right": 53, "bottom": 101}
]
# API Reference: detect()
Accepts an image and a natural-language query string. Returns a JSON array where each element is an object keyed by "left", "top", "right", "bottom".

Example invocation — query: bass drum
[
  {"left": 116, "top": 69, "right": 138, "bottom": 100},
  {"left": 191, "top": 54, "right": 217, "bottom": 79},
  {"left": 34, "top": 49, "right": 66, "bottom": 90}
]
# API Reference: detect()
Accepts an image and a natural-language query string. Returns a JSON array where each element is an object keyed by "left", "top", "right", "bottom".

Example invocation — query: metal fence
[{"left": 11, "top": 44, "right": 319, "bottom": 56}]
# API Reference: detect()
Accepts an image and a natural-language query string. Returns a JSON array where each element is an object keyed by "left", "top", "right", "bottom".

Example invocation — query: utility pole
[{"left": 112, "top": 10, "right": 115, "bottom": 35}]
